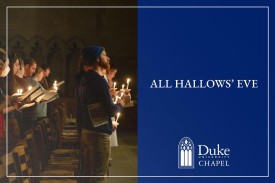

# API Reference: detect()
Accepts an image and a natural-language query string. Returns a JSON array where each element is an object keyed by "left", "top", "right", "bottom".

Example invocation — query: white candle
[
  {"left": 122, "top": 84, "right": 125, "bottom": 90},
  {"left": 53, "top": 80, "right": 57, "bottom": 86},
  {"left": 113, "top": 82, "right": 117, "bottom": 88},
  {"left": 120, "top": 92, "right": 124, "bottom": 98},
  {"left": 17, "top": 89, "right": 23, "bottom": 95},
  {"left": 28, "top": 86, "right": 32, "bottom": 91},
  {"left": 114, "top": 96, "right": 119, "bottom": 104},
  {"left": 115, "top": 112, "right": 120, "bottom": 123},
  {"left": 126, "top": 78, "right": 131, "bottom": 89}
]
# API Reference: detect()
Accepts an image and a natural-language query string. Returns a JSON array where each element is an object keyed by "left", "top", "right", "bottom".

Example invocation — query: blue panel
[{"left": 138, "top": 5, "right": 272, "bottom": 183}]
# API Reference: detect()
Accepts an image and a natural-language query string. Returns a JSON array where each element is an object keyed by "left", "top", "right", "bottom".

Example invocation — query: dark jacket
[{"left": 77, "top": 70, "right": 122, "bottom": 135}]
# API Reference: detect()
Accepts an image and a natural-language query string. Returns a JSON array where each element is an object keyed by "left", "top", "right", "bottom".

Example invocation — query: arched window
[{"left": 178, "top": 137, "right": 194, "bottom": 169}]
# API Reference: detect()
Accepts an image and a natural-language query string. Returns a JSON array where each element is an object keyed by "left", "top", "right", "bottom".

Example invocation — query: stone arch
[
  {"left": 28, "top": 36, "right": 47, "bottom": 65},
  {"left": 46, "top": 37, "right": 66, "bottom": 94},
  {"left": 65, "top": 37, "right": 86, "bottom": 96},
  {"left": 8, "top": 35, "right": 28, "bottom": 59}
]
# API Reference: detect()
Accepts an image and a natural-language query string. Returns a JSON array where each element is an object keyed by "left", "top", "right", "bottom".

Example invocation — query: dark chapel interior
[{"left": 0, "top": 0, "right": 138, "bottom": 182}]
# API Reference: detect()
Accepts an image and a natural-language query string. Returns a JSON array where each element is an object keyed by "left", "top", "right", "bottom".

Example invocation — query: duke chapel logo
[
  {"left": 178, "top": 137, "right": 230, "bottom": 169},
  {"left": 178, "top": 137, "right": 195, "bottom": 169}
]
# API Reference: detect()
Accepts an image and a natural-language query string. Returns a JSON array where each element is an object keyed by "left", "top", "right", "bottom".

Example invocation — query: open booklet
[
  {"left": 12, "top": 85, "right": 40, "bottom": 101},
  {"left": 29, "top": 89, "right": 44, "bottom": 102},
  {"left": 87, "top": 102, "right": 109, "bottom": 127},
  {"left": 35, "top": 80, "right": 64, "bottom": 103},
  {"left": 35, "top": 91, "right": 59, "bottom": 103},
  {"left": 17, "top": 102, "right": 36, "bottom": 110}
]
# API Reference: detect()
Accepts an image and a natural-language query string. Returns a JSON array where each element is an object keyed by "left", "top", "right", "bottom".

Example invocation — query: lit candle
[
  {"left": 53, "top": 80, "right": 57, "bottom": 86},
  {"left": 114, "top": 96, "right": 119, "bottom": 104},
  {"left": 28, "top": 86, "right": 32, "bottom": 91},
  {"left": 126, "top": 78, "right": 131, "bottom": 89},
  {"left": 17, "top": 89, "right": 23, "bottom": 95},
  {"left": 113, "top": 82, "right": 117, "bottom": 89},
  {"left": 120, "top": 92, "right": 124, "bottom": 98},
  {"left": 122, "top": 84, "right": 125, "bottom": 90},
  {"left": 115, "top": 112, "right": 120, "bottom": 123}
]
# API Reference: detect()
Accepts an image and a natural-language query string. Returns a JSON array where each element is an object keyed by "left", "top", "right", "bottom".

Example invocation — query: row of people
[
  {"left": 1, "top": 46, "right": 133, "bottom": 181},
  {"left": 0, "top": 48, "right": 52, "bottom": 156}
]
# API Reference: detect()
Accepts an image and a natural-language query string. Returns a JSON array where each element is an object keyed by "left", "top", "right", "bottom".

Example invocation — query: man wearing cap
[{"left": 77, "top": 46, "right": 128, "bottom": 183}]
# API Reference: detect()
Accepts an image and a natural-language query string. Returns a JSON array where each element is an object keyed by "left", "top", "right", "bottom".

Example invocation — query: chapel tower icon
[{"left": 178, "top": 137, "right": 194, "bottom": 169}]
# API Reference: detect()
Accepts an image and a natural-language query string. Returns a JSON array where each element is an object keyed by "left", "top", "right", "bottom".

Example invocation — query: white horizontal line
[
  {"left": 7, "top": 6, "right": 269, "bottom": 9},
  {"left": 7, "top": 175, "right": 269, "bottom": 178}
]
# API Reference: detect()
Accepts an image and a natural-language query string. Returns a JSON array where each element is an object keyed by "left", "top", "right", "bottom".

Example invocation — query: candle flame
[{"left": 115, "top": 112, "right": 121, "bottom": 123}]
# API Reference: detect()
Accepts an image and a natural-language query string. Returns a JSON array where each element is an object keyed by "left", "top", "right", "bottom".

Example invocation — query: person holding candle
[
  {"left": 3, "top": 54, "right": 21, "bottom": 95},
  {"left": 0, "top": 49, "right": 22, "bottom": 153},
  {"left": 106, "top": 62, "right": 119, "bottom": 99},
  {"left": 15, "top": 58, "right": 29, "bottom": 91},
  {"left": 5, "top": 54, "right": 25, "bottom": 139},
  {"left": 77, "top": 46, "right": 129, "bottom": 183},
  {"left": 0, "top": 52, "right": 21, "bottom": 114},
  {"left": 106, "top": 62, "right": 118, "bottom": 88}
]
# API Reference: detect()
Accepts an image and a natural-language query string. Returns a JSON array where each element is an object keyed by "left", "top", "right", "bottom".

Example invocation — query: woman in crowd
[
  {"left": 106, "top": 62, "right": 118, "bottom": 88},
  {"left": 0, "top": 49, "right": 21, "bottom": 153},
  {"left": 15, "top": 58, "right": 29, "bottom": 91}
]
